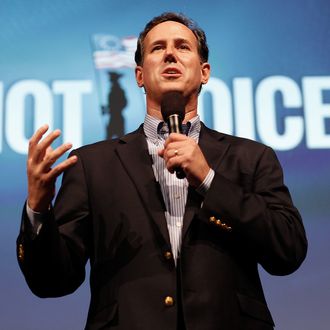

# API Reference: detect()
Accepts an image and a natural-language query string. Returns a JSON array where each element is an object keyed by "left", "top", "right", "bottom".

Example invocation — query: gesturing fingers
[
  {"left": 40, "top": 143, "right": 75, "bottom": 173},
  {"left": 28, "top": 124, "right": 49, "bottom": 154},
  {"left": 47, "top": 154, "right": 78, "bottom": 179},
  {"left": 28, "top": 125, "right": 63, "bottom": 162},
  {"left": 27, "top": 125, "right": 78, "bottom": 183},
  {"left": 34, "top": 129, "right": 62, "bottom": 163},
  {"left": 27, "top": 125, "right": 78, "bottom": 211}
]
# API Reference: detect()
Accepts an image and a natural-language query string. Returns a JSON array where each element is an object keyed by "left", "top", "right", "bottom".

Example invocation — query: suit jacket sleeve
[
  {"left": 198, "top": 144, "right": 307, "bottom": 275},
  {"left": 17, "top": 149, "right": 90, "bottom": 298}
]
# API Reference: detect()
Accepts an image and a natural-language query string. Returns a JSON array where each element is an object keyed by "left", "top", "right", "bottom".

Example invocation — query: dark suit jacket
[{"left": 17, "top": 124, "right": 307, "bottom": 330}]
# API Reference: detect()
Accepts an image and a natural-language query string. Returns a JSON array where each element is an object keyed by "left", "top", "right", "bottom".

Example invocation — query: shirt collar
[{"left": 143, "top": 113, "right": 201, "bottom": 143}]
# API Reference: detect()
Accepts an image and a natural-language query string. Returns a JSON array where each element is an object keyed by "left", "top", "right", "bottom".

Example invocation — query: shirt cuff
[
  {"left": 26, "top": 202, "right": 48, "bottom": 235},
  {"left": 196, "top": 168, "right": 215, "bottom": 197}
]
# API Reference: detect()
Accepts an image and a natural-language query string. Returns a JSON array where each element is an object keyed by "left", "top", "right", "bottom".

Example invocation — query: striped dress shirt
[{"left": 143, "top": 114, "right": 214, "bottom": 262}]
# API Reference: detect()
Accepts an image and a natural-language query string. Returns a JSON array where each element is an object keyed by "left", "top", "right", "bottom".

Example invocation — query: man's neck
[{"left": 146, "top": 97, "right": 198, "bottom": 123}]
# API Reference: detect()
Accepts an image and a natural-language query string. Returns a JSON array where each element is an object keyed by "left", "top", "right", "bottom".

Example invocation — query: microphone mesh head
[{"left": 160, "top": 91, "right": 185, "bottom": 120}]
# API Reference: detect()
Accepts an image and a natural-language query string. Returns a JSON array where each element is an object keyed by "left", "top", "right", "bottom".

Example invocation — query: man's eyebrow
[
  {"left": 148, "top": 38, "right": 193, "bottom": 47},
  {"left": 148, "top": 39, "right": 166, "bottom": 47},
  {"left": 174, "top": 38, "right": 192, "bottom": 44}
]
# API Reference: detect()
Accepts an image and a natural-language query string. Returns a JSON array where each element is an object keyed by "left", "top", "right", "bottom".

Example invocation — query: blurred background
[{"left": 0, "top": 0, "right": 329, "bottom": 329}]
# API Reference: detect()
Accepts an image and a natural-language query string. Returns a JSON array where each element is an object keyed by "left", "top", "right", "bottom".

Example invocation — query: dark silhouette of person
[{"left": 103, "top": 71, "right": 127, "bottom": 139}]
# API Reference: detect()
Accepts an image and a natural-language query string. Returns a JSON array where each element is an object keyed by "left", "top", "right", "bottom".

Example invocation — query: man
[{"left": 17, "top": 12, "right": 307, "bottom": 330}]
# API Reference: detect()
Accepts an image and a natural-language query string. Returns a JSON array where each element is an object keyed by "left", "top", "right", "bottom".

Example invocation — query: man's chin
[
  {"left": 161, "top": 85, "right": 184, "bottom": 94},
  {"left": 146, "top": 84, "right": 198, "bottom": 102},
  {"left": 159, "top": 86, "right": 200, "bottom": 99}
]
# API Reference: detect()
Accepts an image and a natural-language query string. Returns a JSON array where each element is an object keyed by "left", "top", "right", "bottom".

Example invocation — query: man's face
[{"left": 135, "top": 21, "right": 210, "bottom": 104}]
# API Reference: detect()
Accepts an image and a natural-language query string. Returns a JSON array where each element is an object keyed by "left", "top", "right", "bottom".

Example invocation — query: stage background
[{"left": 0, "top": 1, "right": 329, "bottom": 329}]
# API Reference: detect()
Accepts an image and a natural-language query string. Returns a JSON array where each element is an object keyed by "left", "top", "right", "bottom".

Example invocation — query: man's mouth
[{"left": 162, "top": 67, "right": 182, "bottom": 76}]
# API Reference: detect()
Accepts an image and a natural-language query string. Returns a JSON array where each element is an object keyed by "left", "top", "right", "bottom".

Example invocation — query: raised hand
[{"left": 27, "top": 125, "right": 78, "bottom": 212}]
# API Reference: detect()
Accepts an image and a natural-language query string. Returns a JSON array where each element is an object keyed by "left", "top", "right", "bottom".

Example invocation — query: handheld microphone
[{"left": 161, "top": 91, "right": 186, "bottom": 179}]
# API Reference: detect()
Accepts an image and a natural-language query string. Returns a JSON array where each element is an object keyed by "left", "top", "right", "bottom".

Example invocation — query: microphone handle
[
  {"left": 175, "top": 168, "right": 186, "bottom": 179},
  {"left": 167, "top": 115, "right": 186, "bottom": 179}
]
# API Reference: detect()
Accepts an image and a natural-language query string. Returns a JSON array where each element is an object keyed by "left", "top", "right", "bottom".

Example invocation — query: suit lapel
[
  {"left": 115, "top": 124, "right": 231, "bottom": 246},
  {"left": 115, "top": 127, "right": 171, "bottom": 246},
  {"left": 182, "top": 124, "right": 231, "bottom": 239}
]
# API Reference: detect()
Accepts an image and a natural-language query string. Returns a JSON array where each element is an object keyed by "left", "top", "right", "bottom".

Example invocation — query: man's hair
[{"left": 134, "top": 12, "right": 209, "bottom": 66}]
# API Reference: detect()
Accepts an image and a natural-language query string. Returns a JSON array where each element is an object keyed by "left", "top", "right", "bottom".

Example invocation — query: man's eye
[
  {"left": 179, "top": 44, "right": 190, "bottom": 50},
  {"left": 152, "top": 45, "right": 163, "bottom": 51}
]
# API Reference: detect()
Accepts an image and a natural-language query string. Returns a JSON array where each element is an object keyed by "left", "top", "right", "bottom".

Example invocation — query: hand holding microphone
[
  {"left": 160, "top": 91, "right": 186, "bottom": 179},
  {"left": 159, "top": 91, "right": 210, "bottom": 186}
]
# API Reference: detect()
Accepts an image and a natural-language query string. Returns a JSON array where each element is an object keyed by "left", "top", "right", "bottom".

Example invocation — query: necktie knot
[{"left": 157, "top": 122, "right": 191, "bottom": 136}]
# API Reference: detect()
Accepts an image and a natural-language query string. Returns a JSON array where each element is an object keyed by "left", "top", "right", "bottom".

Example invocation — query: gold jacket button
[
  {"left": 225, "top": 225, "right": 233, "bottom": 232},
  {"left": 18, "top": 244, "right": 24, "bottom": 262},
  {"left": 164, "top": 296, "right": 174, "bottom": 307},
  {"left": 164, "top": 251, "right": 172, "bottom": 260},
  {"left": 209, "top": 216, "right": 216, "bottom": 223}
]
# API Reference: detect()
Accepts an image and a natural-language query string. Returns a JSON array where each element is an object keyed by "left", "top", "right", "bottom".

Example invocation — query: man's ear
[
  {"left": 135, "top": 66, "right": 144, "bottom": 87},
  {"left": 201, "top": 62, "right": 211, "bottom": 84}
]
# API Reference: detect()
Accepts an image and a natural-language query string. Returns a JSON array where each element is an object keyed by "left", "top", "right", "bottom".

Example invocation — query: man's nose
[{"left": 164, "top": 45, "right": 177, "bottom": 63}]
